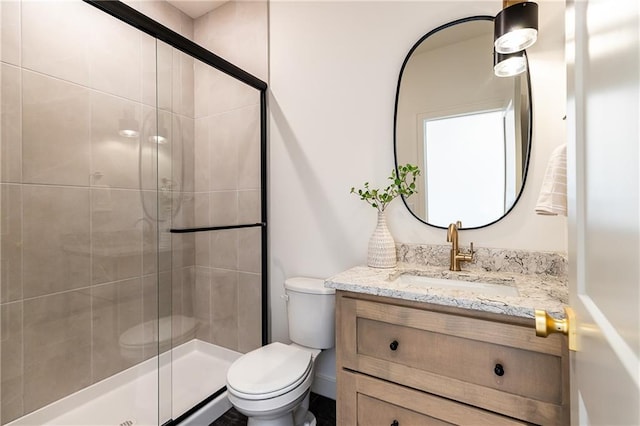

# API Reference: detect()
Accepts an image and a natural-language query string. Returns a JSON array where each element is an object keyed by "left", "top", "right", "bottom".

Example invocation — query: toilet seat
[{"left": 227, "top": 342, "right": 312, "bottom": 400}]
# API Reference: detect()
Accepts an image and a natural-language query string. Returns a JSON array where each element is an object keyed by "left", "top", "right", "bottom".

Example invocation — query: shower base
[{"left": 7, "top": 339, "right": 241, "bottom": 426}]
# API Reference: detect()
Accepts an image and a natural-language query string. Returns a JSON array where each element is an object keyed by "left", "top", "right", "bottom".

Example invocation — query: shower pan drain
[{"left": 119, "top": 421, "right": 134, "bottom": 426}]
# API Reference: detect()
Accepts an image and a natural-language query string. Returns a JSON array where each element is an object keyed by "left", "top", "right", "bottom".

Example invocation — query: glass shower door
[
  {"left": 158, "top": 40, "right": 264, "bottom": 422},
  {"left": 0, "top": 1, "right": 163, "bottom": 424}
]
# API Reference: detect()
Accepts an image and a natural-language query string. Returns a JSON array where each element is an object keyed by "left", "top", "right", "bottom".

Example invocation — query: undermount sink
[{"left": 391, "top": 273, "right": 519, "bottom": 297}]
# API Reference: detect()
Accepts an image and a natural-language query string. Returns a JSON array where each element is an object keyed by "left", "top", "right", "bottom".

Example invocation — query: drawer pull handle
[
  {"left": 389, "top": 340, "right": 399, "bottom": 351},
  {"left": 494, "top": 363, "right": 505, "bottom": 377},
  {"left": 391, "top": 421, "right": 399, "bottom": 426}
]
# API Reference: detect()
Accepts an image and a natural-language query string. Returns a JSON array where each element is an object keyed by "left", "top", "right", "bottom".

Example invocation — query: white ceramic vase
[{"left": 367, "top": 210, "right": 397, "bottom": 268}]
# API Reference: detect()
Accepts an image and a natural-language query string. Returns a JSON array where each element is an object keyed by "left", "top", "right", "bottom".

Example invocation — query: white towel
[{"left": 535, "top": 144, "right": 567, "bottom": 216}]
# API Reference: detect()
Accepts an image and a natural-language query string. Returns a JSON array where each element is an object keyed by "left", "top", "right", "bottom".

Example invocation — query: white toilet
[{"left": 226, "top": 277, "right": 335, "bottom": 426}]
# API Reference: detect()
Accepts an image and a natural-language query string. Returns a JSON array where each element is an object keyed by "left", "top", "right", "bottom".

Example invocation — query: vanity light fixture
[
  {"left": 118, "top": 117, "right": 140, "bottom": 138},
  {"left": 494, "top": 0, "right": 539, "bottom": 54},
  {"left": 148, "top": 135, "right": 168, "bottom": 144},
  {"left": 494, "top": 49, "right": 527, "bottom": 77},
  {"left": 149, "top": 126, "right": 168, "bottom": 144}
]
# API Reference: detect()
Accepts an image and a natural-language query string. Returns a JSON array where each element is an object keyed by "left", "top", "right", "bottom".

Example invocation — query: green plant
[{"left": 350, "top": 164, "right": 421, "bottom": 212}]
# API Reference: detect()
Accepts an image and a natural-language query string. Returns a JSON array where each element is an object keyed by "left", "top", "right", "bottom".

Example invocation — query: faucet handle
[{"left": 456, "top": 220, "right": 462, "bottom": 228}]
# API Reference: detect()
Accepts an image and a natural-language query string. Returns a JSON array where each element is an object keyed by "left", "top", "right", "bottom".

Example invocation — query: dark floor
[{"left": 210, "top": 393, "right": 336, "bottom": 426}]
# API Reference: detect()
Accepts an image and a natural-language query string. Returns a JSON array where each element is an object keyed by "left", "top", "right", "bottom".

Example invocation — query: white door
[{"left": 566, "top": 0, "right": 640, "bottom": 424}]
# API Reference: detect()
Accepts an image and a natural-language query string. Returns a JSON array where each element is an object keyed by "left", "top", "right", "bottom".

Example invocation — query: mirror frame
[{"left": 393, "top": 15, "right": 533, "bottom": 230}]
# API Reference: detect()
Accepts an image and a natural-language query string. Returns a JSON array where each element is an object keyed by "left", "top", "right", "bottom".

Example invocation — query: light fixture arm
[{"left": 503, "top": 0, "right": 526, "bottom": 7}]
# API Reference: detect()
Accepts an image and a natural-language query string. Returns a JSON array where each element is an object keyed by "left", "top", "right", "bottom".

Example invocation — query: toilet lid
[{"left": 227, "top": 342, "right": 312, "bottom": 399}]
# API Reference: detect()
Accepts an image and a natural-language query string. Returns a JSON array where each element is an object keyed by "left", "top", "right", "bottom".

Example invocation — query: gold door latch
[{"left": 535, "top": 306, "right": 577, "bottom": 351}]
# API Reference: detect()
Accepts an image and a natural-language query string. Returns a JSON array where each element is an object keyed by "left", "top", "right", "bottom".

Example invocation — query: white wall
[{"left": 269, "top": 0, "right": 567, "bottom": 343}]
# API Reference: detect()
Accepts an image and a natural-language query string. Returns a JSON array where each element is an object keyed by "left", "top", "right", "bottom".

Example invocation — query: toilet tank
[{"left": 284, "top": 277, "right": 335, "bottom": 349}]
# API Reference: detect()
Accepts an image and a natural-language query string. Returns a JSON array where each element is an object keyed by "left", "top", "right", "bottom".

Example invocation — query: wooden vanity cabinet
[{"left": 336, "top": 291, "right": 570, "bottom": 426}]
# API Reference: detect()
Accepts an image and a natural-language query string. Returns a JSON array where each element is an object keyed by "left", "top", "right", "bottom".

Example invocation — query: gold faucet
[{"left": 446, "top": 221, "right": 474, "bottom": 271}]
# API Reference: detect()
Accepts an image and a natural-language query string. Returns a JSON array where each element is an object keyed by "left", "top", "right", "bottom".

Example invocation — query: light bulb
[
  {"left": 494, "top": 50, "right": 527, "bottom": 77},
  {"left": 495, "top": 28, "right": 537, "bottom": 54},
  {"left": 148, "top": 135, "right": 168, "bottom": 144},
  {"left": 119, "top": 128, "right": 139, "bottom": 138}
]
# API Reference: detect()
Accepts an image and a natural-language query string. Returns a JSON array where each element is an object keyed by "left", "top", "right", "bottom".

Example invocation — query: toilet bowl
[
  {"left": 225, "top": 277, "right": 335, "bottom": 426},
  {"left": 227, "top": 342, "right": 317, "bottom": 426}
]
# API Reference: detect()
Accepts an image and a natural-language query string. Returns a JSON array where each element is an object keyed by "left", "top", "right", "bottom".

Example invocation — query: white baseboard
[{"left": 311, "top": 372, "right": 336, "bottom": 400}]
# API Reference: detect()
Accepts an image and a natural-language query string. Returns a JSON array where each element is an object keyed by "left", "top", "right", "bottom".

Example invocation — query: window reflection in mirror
[
  {"left": 423, "top": 109, "right": 513, "bottom": 227},
  {"left": 394, "top": 16, "right": 531, "bottom": 229}
]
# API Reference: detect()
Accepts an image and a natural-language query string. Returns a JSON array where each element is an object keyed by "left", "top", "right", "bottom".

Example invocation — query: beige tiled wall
[
  {"left": 22, "top": 290, "right": 92, "bottom": 413},
  {"left": 0, "top": 0, "right": 267, "bottom": 423},
  {"left": 22, "top": 185, "right": 90, "bottom": 297},
  {"left": 22, "top": 71, "right": 91, "bottom": 186},
  {"left": 194, "top": 1, "right": 268, "bottom": 82}
]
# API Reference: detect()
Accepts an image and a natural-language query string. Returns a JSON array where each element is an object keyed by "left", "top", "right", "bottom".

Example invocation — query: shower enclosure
[{"left": 0, "top": 1, "right": 267, "bottom": 424}]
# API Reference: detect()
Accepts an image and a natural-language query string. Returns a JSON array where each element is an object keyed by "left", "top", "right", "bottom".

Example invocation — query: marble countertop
[{"left": 325, "top": 263, "right": 569, "bottom": 320}]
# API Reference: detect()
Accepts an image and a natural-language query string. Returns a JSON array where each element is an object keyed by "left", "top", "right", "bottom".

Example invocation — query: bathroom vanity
[
  {"left": 327, "top": 249, "right": 570, "bottom": 425},
  {"left": 348, "top": 7, "right": 568, "bottom": 422}
]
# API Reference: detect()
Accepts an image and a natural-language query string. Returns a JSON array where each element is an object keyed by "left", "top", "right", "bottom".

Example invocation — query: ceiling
[{"left": 166, "top": 0, "right": 227, "bottom": 19}]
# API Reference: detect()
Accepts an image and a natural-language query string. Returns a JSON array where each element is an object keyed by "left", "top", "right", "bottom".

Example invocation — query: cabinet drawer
[
  {"left": 339, "top": 369, "right": 528, "bottom": 426},
  {"left": 358, "top": 394, "right": 451, "bottom": 426},
  {"left": 357, "top": 317, "right": 562, "bottom": 403}
]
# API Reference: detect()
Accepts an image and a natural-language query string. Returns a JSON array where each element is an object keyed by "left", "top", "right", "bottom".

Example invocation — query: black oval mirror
[{"left": 394, "top": 16, "right": 532, "bottom": 229}]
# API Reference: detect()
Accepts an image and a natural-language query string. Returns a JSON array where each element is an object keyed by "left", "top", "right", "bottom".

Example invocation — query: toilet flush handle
[{"left": 281, "top": 294, "right": 289, "bottom": 302}]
